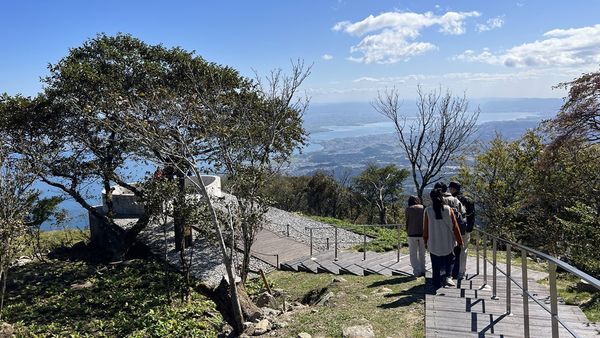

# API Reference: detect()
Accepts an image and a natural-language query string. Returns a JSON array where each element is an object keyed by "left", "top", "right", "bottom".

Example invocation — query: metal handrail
[
  {"left": 473, "top": 227, "right": 599, "bottom": 338},
  {"left": 250, "top": 249, "right": 280, "bottom": 268}
]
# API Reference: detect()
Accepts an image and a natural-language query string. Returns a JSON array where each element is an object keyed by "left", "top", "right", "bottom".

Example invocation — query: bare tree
[
  {"left": 213, "top": 61, "right": 310, "bottom": 282},
  {"left": 373, "top": 86, "right": 479, "bottom": 200}
]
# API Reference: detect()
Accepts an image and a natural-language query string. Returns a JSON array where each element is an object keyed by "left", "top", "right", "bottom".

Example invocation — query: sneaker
[{"left": 445, "top": 277, "right": 456, "bottom": 287}]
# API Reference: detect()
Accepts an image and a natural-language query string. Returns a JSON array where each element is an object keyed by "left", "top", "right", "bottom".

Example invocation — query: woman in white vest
[{"left": 423, "top": 188, "right": 464, "bottom": 288}]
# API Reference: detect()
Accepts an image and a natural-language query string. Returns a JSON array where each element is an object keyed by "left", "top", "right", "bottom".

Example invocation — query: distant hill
[{"left": 304, "top": 98, "right": 563, "bottom": 132}]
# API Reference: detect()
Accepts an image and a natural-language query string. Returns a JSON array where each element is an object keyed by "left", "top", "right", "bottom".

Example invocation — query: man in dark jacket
[{"left": 449, "top": 181, "right": 475, "bottom": 279}]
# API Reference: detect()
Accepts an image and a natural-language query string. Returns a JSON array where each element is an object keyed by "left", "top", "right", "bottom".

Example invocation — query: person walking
[
  {"left": 434, "top": 182, "right": 465, "bottom": 279},
  {"left": 405, "top": 195, "right": 426, "bottom": 277},
  {"left": 449, "top": 181, "right": 475, "bottom": 280},
  {"left": 424, "top": 188, "right": 464, "bottom": 288}
]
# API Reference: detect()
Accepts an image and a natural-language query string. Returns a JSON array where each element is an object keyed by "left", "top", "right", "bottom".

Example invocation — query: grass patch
[
  {"left": 265, "top": 270, "right": 425, "bottom": 337},
  {"left": 306, "top": 215, "right": 408, "bottom": 253},
  {"left": 538, "top": 273, "right": 600, "bottom": 322},
  {"left": 19, "top": 228, "right": 90, "bottom": 258},
  {"left": 3, "top": 258, "right": 223, "bottom": 337}
]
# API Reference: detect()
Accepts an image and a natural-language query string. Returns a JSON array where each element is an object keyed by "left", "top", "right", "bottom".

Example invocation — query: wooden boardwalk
[
  {"left": 426, "top": 257, "right": 598, "bottom": 337},
  {"left": 250, "top": 229, "right": 599, "bottom": 337}
]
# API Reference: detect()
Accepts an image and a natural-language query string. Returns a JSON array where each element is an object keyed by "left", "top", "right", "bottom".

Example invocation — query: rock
[
  {"left": 271, "top": 288, "right": 286, "bottom": 297},
  {"left": 298, "top": 333, "right": 312, "bottom": 338},
  {"left": 310, "top": 308, "right": 319, "bottom": 313},
  {"left": 70, "top": 280, "right": 94, "bottom": 290},
  {"left": 272, "top": 321, "right": 288, "bottom": 329},
  {"left": 253, "top": 319, "right": 271, "bottom": 335},
  {"left": 342, "top": 324, "right": 375, "bottom": 338},
  {"left": 576, "top": 279, "right": 598, "bottom": 293},
  {"left": 357, "top": 294, "right": 369, "bottom": 301},
  {"left": 316, "top": 291, "right": 335, "bottom": 306},
  {"left": 372, "top": 287, "right": 392, "bottom": 295},
  {"left": 1, "top": 322, "right": 14, "bottom": 337},
  {"left": 256, "top": 292, "right": 277, "bottom": 308},
  {"left": 332, "top": 276, "right": 347, "bottom": 283},
  {"left": 260, "top": 307, "right": 281, "bottom": 317},
  {"left": 13, "top": 256, "right": 32, "bottom": 267}
]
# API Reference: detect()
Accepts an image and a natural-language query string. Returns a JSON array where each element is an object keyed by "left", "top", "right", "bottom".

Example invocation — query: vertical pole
[
  {"left": 476, "top": 230, "right": 480, "bottom": 275},
  {"left": 334, "top": 226, "right": 338, "bottom": 261},
  {"left": 326, "top": 237, "right": 330, "bottom": 251},
  {"left": 549, "top": 262, "right": 559, "bottom": 338},
  {"left": 397, "top": 223, "right": 401, "bottom": 262},
  {"left": 483, "top": 234, "right": 488, "bottom": 285},
  {"left": 521, "top": 249, "right": 530, "bottom": 338},
  {"left": 276, "top": 254, "right": 280, "bottom": 269},
  {"left": 363, "top": 227, "right": 367, "bottom": 261},
  {"left": 506, "top": 243, "right": 512, "bottom": 314},
  {"left": 310, "top": 228, "right": 313, "bottom": 257},
  {"left": 492, "top": 238, "right": 498, "bottom": 299},
  {"left": 286, "top": 224, "right": 290, "bottom": 237}
]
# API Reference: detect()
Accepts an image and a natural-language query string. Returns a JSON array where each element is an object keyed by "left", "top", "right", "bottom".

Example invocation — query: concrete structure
[{"left": 89, "top": 175, "right": 223, "bottom": 255}]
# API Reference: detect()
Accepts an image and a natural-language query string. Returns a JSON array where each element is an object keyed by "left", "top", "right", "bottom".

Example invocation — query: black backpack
[
  {"left": 457, "top": 195, "right": 475, "bottom": 232},
  {"left": 451, "top": 205, "right": 468, "bottom": 235}
]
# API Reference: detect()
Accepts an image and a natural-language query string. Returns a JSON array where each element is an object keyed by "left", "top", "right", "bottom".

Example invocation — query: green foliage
[
  {"left": 5, "top": 259, "right": 222, "bottom": 337},
  {"left": 353, "top": 163, "right": 409, "bottom": 224},
  {"left": 556, "top": 203, "right": 600, "bottom": 276},
  {"left": 458, "top": 131, "right": 600, "bottom": 275}
]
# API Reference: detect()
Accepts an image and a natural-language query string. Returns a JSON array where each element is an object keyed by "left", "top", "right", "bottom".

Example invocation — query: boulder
[
  {"left": 1, "top": 322, "right": 14, "bottom": 337},
  {"left": 316, "top": 291, "right": 335, "bottom": 306},
  {"left": 253, "top": 319, "right": 271, "bottom": 336},
  {"left": 256, "top": 292, "right": 277, "bottom": 308},
  {"left": 332, "top": 276, "right": 347, "bottom": 283},
  {"left": 297, "top": 333, "right": 312, "bottom": 338},
  {"left": 342, "top": 324, "right": 375, "bottom": 338}
]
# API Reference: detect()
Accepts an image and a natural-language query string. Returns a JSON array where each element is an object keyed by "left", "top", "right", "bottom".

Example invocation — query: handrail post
[
  {"left": 521, "top": 249, "right": 530, "bottom": 338},
  {"left": 397, "top": 223, "right": 401, "bottom": 262},
  {"left": 475, "top": 230, "right": 480, "bottom": 275},
  {"left": 363, "top": 227, "right": 367, "bottom": 260},
  {"left": 506, "top": 243, "right": 512, "bottom": 314},
  {"left": 334, "top": 226, "right": 338, "bottom": 261},
  {"left": 286, "top": 223, "right": 290, "bottom": 237},
  {"left": 549, "top": 262, "right": 559, "bottom": 338},
  {"left": 492, "top": 238, "right": 498, "bottom": 299},
  {"left": 276, "top": 254, "right": 280, "bottom": 269},
  {"left": 483, "top": 233, "right": 488, "bottom": 286},
  {"left": 326, "top": 237, "right": 330, "bottom": 250},
  {"left": 310, "top": 228, "right": 313, "bottom": 257}
]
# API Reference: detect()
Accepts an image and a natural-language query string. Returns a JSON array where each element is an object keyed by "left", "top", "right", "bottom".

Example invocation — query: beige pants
[
  {"left": 408, "top": 237, "right": 426, "bottom": 276},
  {"left": 459, "top": 232, "right": 471, "bottom": 276}
]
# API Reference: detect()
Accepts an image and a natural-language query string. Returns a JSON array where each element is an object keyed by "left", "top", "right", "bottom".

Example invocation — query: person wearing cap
[
  {"left": 449, "top": 181, "right": 475, "bottom": 280},
  {"left": 434, "top": 181, "right": 465, "bottom": 280}
]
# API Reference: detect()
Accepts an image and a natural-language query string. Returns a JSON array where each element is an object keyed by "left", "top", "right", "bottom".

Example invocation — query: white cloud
[
  {"left": 476, "top": 17, "right": 504, "bottom": 32},
  {"left": 455, "top": 24, "right": 600, "bottom": 67},
  {"left": 333, "top": 10, "right": 480, "bottom": 64},
  {"left": 322, "top": 54, "right": 334, "bottom": 61}
]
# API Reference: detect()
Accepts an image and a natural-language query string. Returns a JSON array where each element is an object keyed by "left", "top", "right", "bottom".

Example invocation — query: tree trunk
[
  {"left": 174, "top": 171, "right": 192, "bottom": 251},
  {"left": 212, "top": 277, "right": 261, "bottom": 325},
  {"left": 379, "top": 207, "right": 387, "bottom": 225}
]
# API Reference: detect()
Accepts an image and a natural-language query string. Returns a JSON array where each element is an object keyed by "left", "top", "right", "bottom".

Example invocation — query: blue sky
[{"left": 2, "top": 0, "right": 600, "bottom": 103}]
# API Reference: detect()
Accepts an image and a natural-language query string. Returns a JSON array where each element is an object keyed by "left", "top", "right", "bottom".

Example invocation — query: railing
[
  {"left": 250, "top": 249, "right": 280, "bottom": 269},
  {"left": 289, "top": 223, "right": 406, "bottom": 262},
  {"left": 473, "top": 228, "right": 600, "bottom": 338}
]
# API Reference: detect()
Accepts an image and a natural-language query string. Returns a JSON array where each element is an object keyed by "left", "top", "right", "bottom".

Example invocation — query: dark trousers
[
  {"left": 451, "top": 245, "right": 461, "bottom": 278},
  {"left": 430, "top": 252, "right": 454, "bottom": 288}
]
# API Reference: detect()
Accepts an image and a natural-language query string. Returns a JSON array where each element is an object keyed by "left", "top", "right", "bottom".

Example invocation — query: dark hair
[
  {"left": 434, "top": 182, "right": 448, "bottom": 193},
  {"left": 408, "top": 195, "right": 421, "bottom": 206},
  {"left": 430, "top": 188, "right": 444, "bottom": 220}
]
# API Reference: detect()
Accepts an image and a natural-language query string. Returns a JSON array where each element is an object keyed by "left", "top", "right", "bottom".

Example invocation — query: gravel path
[{"left": 114, "top": 194, "right": 367, "bottom": 287}]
